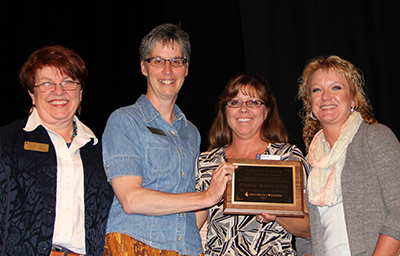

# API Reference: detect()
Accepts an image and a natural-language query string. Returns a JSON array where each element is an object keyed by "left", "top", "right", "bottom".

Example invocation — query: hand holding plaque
[{"left": 223, "top": 158, "right": 304, "bottom": 217}]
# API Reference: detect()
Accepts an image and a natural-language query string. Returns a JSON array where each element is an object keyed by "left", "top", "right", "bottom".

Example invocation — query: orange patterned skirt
[{"left": 103, "top": 232, "right": 203, "bottom": 256}]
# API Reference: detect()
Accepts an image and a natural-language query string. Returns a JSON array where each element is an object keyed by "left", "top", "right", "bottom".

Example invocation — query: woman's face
[
  {"left": 310, "top": 68, "right": 355, "bottom": 129},
  {"left": 226, "top": 88, "right": 268, "bottom": 142},
  {"left": 141, "top": 41, "right": 188, "bottom": 104},
  {"left": 29, "top": 66, "right": 82, "bottom": 128}
]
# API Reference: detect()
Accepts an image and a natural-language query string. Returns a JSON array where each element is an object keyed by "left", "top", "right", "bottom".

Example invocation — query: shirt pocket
[{"left": 146, "top": 141, "right": 171, "bottom": 171}]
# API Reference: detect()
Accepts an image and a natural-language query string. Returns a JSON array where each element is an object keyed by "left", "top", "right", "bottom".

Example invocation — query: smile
[
  {"left": 159, "top": 79, "right": 176, "bottom": 85},
  {"left": 320, "top": 105, "right": 336, "bottom": 110},
  {"left": 49, "top": 100, "right": 68, "bottom": 105},
  {"left": 237, "top": 118, "right": 252, "bottom": 122}
]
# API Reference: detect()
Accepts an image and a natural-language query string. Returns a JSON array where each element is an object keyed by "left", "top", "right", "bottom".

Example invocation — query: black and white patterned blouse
[{"left": 196, "top": 143, "right": 309, "bottom": 256}]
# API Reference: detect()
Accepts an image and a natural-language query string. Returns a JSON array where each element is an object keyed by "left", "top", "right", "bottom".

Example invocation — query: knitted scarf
[{"left": 307, "top": 111, "right": 363, "bottom": 207}]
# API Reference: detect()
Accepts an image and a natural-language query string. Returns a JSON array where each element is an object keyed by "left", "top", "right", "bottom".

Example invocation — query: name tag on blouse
[
  {"left": 24, "top": 141, "right": 49, "bottom": 152},
  {"left": 147, "top": 127, "right": 166, "bottom": 136}
]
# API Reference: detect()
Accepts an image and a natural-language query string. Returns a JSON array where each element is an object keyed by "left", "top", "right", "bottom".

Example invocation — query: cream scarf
[{"left": 307, "top": 111, "right": 363, "bottom": 207}]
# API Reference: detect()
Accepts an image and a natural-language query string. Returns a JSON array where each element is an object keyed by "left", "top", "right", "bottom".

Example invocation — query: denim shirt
[{"left": 102, "top": 95, "right": 202, "bottom": 255}]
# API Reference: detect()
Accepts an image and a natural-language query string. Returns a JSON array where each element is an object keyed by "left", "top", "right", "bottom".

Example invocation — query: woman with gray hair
[{"left": 102, "top": 23, "right": 234, "bottom": 256}]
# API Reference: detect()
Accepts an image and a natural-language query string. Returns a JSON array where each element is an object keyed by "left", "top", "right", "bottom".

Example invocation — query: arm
[
  {"left": 111, "top": 162, "right": 234, "bottom": 215},
  {"left": 103, "top": 110, "right": 234, "bottom": 216},
  {"left": 366, "top": 125, "right": 400, "bottom": 253},
  {"left": 259, "top": 192, "right": 310, "bottom": 239},
  {"left": 373, "top": 234, "right": 400, "bottom": 256},
  {"left": 259, "top": 143, "right": 311, "bottom": 239},
  {"left": 275, "top": 214, "right": 310, "bottom": 239},
  {"left": 196, "top": 209, "right": 208, "bottom": 230},
  {"left": 296, "top": 236, "right": 311, "bottom": 256}
]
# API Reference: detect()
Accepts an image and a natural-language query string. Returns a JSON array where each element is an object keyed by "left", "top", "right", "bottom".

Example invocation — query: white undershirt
[
  {"left": 24, "top": 109, "right": 97, "bottom": 254},
  {"left": 318, "top": 202, "right": 351, "bottom": 256}
]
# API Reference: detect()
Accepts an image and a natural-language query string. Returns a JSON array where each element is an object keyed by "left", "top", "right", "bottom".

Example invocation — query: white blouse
[{"left": 318, "top": 202, "right": 351, "bottom": 256}]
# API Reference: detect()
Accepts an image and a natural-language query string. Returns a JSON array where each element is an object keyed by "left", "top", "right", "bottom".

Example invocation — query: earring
[
  {"left": 351, "top": 106, "right": 355, "bottom": 113},
  {"left": 310, "top": 112, "right": 317, "bottom": 121},
  {"left": 29, "top": 104, "right": 36, "bottom": 116}
]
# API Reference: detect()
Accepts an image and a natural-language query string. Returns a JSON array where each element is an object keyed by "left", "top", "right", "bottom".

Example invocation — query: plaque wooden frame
[{"left": 223, "top": 158, "right": 304, "bottom": 217}]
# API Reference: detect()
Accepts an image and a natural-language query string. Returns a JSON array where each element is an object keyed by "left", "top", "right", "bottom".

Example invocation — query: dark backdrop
[{"left": 1, "top": 0, "right": 399, "bottom": 153}]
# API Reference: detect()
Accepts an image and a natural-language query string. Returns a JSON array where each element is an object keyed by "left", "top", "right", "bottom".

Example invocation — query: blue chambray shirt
[{"left": 102, "top": 95, "right": 203, "bottom": 255}]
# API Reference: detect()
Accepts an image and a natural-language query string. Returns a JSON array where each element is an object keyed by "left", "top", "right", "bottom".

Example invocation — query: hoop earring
[
  {"left": 310, "top": 112, "right": 317, "bottom": 121},
  {"left": 29, "top": 104, "right": 36, "bottom": 116}
]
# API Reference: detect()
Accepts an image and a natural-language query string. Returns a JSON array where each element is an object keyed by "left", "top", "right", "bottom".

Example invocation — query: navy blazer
[{"left": 0, "top": 118, "right": 113, "bottom": 256}]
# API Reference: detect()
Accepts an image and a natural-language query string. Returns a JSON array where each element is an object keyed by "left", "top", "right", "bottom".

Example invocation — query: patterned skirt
[{"left": 103, "top": 232, "right": 203, "bottom": 256}]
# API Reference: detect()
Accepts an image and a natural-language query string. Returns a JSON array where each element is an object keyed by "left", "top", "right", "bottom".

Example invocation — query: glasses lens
[
  {"left": 227, "top": 100, "right": 241, "bottom": 108},
  {"left": 62, "top": 81, "right": 78, "bottom": 91},
  {"left": 148, "top": 58, "right": 164, "bottom": 67},
  {"left": 38, "top": 82, "right": 54, "bottom": 92},
  {"left": 227, "top": 100, "right": 264, "bottom": 108},
  {"left": 170, "top": 58, "right": 184, "bottom": 67},
  {"left": 247, "top": 100, "right": 258, "bottom": 108}
]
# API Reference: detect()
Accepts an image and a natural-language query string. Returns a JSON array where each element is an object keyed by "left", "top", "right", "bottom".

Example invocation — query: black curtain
[{"left": 1, "top": 0, "right": 399, "bottom": 153}]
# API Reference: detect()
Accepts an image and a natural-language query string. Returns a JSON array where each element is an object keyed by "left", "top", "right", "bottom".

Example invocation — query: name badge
[
  {"left": 147, "top": 127, "right": 166, "bottom": 136},
  {"left": 24, "top": 141, "right": 49, "bottom": 152}
]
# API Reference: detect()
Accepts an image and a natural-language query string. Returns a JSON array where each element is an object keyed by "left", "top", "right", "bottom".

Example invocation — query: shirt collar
[
  {"left": 136, "top": 94, "right": 187, "bottom": 126},
  {"left": 24, "top": 107, "right": 98, "bottom": 145}
]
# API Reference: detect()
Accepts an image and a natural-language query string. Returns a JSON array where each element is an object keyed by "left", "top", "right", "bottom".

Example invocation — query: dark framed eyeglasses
[
  {"left": 145, "top": 57, "right": 187, "bottom": 67},
  {"left": 34, "top": 81, "right": 80, "bottom": 93},
  {"left": 226, "top": 99, "right": 265, "bottom": 108}
]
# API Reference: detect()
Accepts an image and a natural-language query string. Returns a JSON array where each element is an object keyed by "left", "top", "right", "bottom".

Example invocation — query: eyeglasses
[
  {"left": 226, "top": 99, "right": 265, "bottom": 108},
  {"left": 145, "top": 57, "right": 187, "bottom": 67},
  {"left": 34, "top": 81, "right": 80, "bottom": 93}
]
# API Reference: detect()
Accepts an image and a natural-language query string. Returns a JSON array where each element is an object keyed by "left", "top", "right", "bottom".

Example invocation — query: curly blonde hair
[{"left": 297, "top": 55, "right": 377, "bottom": 151}]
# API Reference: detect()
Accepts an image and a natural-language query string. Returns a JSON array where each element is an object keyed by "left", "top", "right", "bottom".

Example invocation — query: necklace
[{"left": 67, "top": 120, "right": 77, "bottom": 148}]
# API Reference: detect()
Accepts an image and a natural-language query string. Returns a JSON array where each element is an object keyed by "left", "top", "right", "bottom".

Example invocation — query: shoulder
[
  {"left": 107, "top": 103, "right": 141, "bottom": 123},
  {"left": 356, "top": 122, "right": 399, "bottom": 148},
  {"left": 198, "top": 147, "right": 224, "bottom": 163},
  {"left": 0, "top": 118, "right": 31, "bottom": 145},
  {"left": 269, "top": 142, "right": 304, "bottom": 156},
  {"left": 0, "top": 118, "right": 28, "bottom": 134},
  {"left": 348, "top": 122, "right": 400, "bottom": 168},
  {"left": 103, "top": 104, "right": 144, "bottom": 139},
  {"left": 269, "top": 142, "right": 309, "bottom": 173},
  {"left": 185, "top": 119, "right": 200, "bottom": 133}
]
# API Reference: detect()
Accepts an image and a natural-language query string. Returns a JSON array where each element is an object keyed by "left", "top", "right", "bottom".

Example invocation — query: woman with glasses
[
  {"left": 102, "top": 23, "right": 234, "bottom": 256},
  {"left": 0, "top": 45, "right": 113, "bottom": 256},
  {"left": 196, "top": 73, "right": 310, "bottom": 255}
]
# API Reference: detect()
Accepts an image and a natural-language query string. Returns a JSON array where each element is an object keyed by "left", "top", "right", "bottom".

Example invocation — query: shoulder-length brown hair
[
  {"left": 19, "top": 45, "right": 88, "bottom": 94},
  {"left": 297, "top": 55, "right": 377, "bottom": 151},
  {"left": 208, "top": 73, "right": 288, "bottom": 149}
]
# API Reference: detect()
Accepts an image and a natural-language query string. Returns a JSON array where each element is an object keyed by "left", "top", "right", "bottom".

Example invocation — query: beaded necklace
[{"left": 66, "top": 120, "right": 77, "bottom": 148}]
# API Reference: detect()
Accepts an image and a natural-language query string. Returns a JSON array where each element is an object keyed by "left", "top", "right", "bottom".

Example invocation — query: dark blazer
[{"left": 0, "top": 118, "right": 113, "bottom": 256}]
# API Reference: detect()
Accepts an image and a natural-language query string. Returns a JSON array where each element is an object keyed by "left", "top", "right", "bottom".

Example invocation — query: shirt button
[
  {"left": 178, "top": 235, "right": 182, "bottom": 240},
  {"left": 181, "top": 172, "right": 185, "bottom": 176},
  {"left": 180, "top": 213, "right": 184, "bottom": 216},
  {"left": 171, "top": 131, "right": 175, "bottom": 135},
  {"left": 179, "top": 149, "right": 183, "bottom": 153}
]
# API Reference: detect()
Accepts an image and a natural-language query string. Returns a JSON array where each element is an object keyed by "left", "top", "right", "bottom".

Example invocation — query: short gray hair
[{"left": 139, "top": 23, "right": 191, "bottom": 63}]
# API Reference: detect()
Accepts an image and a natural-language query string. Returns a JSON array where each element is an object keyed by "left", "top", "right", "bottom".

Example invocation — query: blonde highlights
[{"left": 298, "top": 55, "right": 377, "bottom": 151}]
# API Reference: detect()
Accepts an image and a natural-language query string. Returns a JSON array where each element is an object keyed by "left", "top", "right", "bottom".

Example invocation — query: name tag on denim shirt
[
  {"left": 147, "top": 127, "right": 166, "bottom": 136},
  {"left": 24, "top": 141, "right": 49, "bottom": 152}
]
